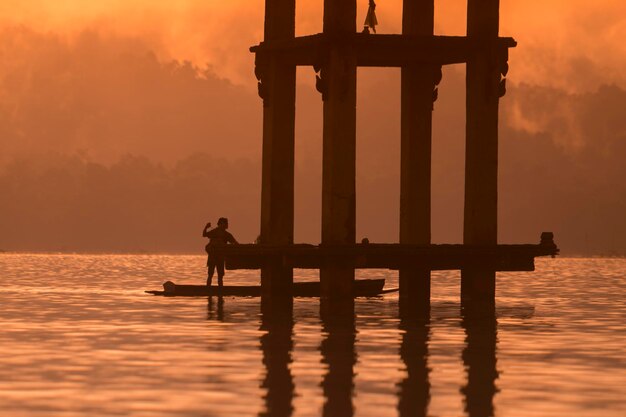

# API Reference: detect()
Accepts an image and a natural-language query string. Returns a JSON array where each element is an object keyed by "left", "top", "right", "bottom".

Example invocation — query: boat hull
[{"left": 145, "top": 279, "right": 395, "bottom": 297}]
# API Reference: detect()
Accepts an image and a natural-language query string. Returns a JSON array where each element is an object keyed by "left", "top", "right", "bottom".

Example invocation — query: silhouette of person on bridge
[
  {"left": 203, "top": 217, "right": 238, "bottom": 292},
  {"left": 362, "top": 0, "right": 378, "bottom": 33}
]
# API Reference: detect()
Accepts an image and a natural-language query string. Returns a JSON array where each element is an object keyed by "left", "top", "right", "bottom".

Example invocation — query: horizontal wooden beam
[
  {"left": 221, "top": 236, "right": 558, "bottom": 271},
  {"left": 251, "top": 33, "right": 516, "bottom": 67}
]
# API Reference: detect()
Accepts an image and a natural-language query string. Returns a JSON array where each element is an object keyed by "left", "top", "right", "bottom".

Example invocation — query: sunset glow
[
  {"left": 0, "top": 3, "right": 624, "bottom": 417},
  {"left": 1, "top": 0, "right": 624, "bottom": 89},
  {"left": 0, "top": 1, "right": 623, "bottom": 253}
]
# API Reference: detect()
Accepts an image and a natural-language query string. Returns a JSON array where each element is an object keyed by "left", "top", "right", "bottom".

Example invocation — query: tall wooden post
[
  {"left": 259, "top": 0, "right": 297, "bottom": 297},
  {"left": 320, "top": 0, "right": 357, "bottom": 303},
  {"left": 462, "top": 0, "right": 501, "bottom": 306},
  {"left": 399, "top": 0, "right": 436, "bottom": 313}
]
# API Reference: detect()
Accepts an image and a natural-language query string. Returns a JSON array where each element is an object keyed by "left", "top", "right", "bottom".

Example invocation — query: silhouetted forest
[
  {"left": 0, "top": 153, "right": 259, "bottom": 252},
  {"left": 0, "top": 27, "right": 624, "bottom": 255}
]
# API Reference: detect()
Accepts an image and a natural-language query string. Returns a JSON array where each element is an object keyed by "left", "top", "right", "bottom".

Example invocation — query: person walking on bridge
[{"left": 203, "top": 217, "right": 238, "bottom": 292}]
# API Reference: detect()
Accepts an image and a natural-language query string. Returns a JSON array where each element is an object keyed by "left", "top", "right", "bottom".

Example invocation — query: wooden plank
[
  {"left": 250, "top": 34, "right": 516, "bottom": 67},
  {"left": 219, "top": 240, "right": 558, "bottom": 271}
]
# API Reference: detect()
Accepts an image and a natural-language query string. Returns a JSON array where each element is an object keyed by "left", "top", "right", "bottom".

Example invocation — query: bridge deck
[{"left": 221, "top": 239, "right": 558, "bottom": 272}]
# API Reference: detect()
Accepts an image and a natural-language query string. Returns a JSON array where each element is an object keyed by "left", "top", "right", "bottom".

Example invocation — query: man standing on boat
[{"left": 203, "top": 217, "right": 238, "bottom": 292}]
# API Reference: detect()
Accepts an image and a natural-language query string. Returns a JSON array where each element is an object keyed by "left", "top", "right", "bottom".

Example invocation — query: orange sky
[
  {"left": 0, "top": 1, "right": 624, "bottom": 253},
  {"left": 0, "top": 0, "right": 624, "bottom": 91}
]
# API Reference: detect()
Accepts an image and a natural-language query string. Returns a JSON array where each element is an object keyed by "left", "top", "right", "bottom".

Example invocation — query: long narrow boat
[{"left": 145, "top": 279, "right": 397, "bottom": 297}]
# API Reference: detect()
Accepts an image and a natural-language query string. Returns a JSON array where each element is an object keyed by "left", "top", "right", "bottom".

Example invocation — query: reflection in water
[
  {"left": 207, "top": 295, "right": 224, "bottom": 321},
  {"left": 460, "top": 305, "right": 499, "bottom": 417},
  {"left": 2, "top": 255, "right": 625, "bottom": 416},
  {"left": 320, "top": 300, "right": 357, "bottom": 417},
  {"left": 397, "top": 305, "right": 431, "bottom": 417},
  {"left": 258, "top": 297, "right": 295, "bottom": 417}
]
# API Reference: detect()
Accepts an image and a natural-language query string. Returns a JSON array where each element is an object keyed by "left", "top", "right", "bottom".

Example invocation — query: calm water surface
[{"left": 0, "top": 254, "right": 624, "bottom": 417}]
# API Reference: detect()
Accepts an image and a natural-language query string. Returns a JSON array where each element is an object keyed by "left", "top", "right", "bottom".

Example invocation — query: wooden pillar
[
  {"left": 399, "top": 0, "right": 436, "bottom": 312},
  {"left": 259, "top": 0, "right": 296, "bottom": 297},
  {"left": 320, "top": 0, "right": 357, "bottom": 302},
  {"left": 462, "top": 0, "right": 501, "bottom": 304}
]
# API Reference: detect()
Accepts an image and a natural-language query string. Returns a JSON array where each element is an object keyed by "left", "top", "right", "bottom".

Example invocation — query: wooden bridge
[{"left": 235, "top": 0, "right": 557, "bottom": 312}]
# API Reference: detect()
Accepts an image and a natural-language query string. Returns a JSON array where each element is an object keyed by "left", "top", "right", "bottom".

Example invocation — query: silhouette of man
[
  {"left": 363, "top": 0, "right": 378, "bottom": 33},
  {"left": 203, "top": 217, "right": 238, "bottom": 291}
]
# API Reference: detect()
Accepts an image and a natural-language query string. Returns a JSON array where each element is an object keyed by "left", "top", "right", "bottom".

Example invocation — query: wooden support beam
[
  {"left": 259, "top": 0, "right": 296, "bottom": 297},
  {"left": 399, "top": 0, "right": 435, "bottom": 311},
  {"left": 320, "top": 0, "right": 357, "bottom": 303},
  {"left": 221, "top": 240, "right": 558, "bottom": 271},
  {"left": 250, "top": 34, "right": 516, "bottom": 67},
  {"left": 355, "top": 35, "right": 509, "bottom": 66},
  {"left": 462, "top": 0, "right": 502, "bottom": 304}
]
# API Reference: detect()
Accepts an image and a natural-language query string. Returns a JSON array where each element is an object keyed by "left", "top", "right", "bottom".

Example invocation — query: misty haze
[{"left": 0, "top": 26, "right": 623, "bottom": 254}]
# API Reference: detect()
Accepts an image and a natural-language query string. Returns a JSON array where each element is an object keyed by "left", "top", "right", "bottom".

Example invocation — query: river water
[{"left": 0, "top": 254, "right": 624, "bottom": 417}]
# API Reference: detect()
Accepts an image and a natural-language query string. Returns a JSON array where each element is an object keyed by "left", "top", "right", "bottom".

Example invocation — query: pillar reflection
[
  {"left": 460, "top": 303, "right": 499, "bottom": 417},
  {"left": 258, "top": 296, "right": 295, "bottom": 417},
  {"left": 397, "top": 303, "right": 431, "bottom": 417},
  {"left": 320, "top": 299, "right": 356, "bottom": 417},
  {"left": 207, "top": 295, "right": 224, "bottom": 321}
]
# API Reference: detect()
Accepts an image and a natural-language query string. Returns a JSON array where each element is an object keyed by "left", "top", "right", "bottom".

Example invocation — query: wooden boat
[{"left": 145, "top": 279, "right": 397, "bottom": 297}]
